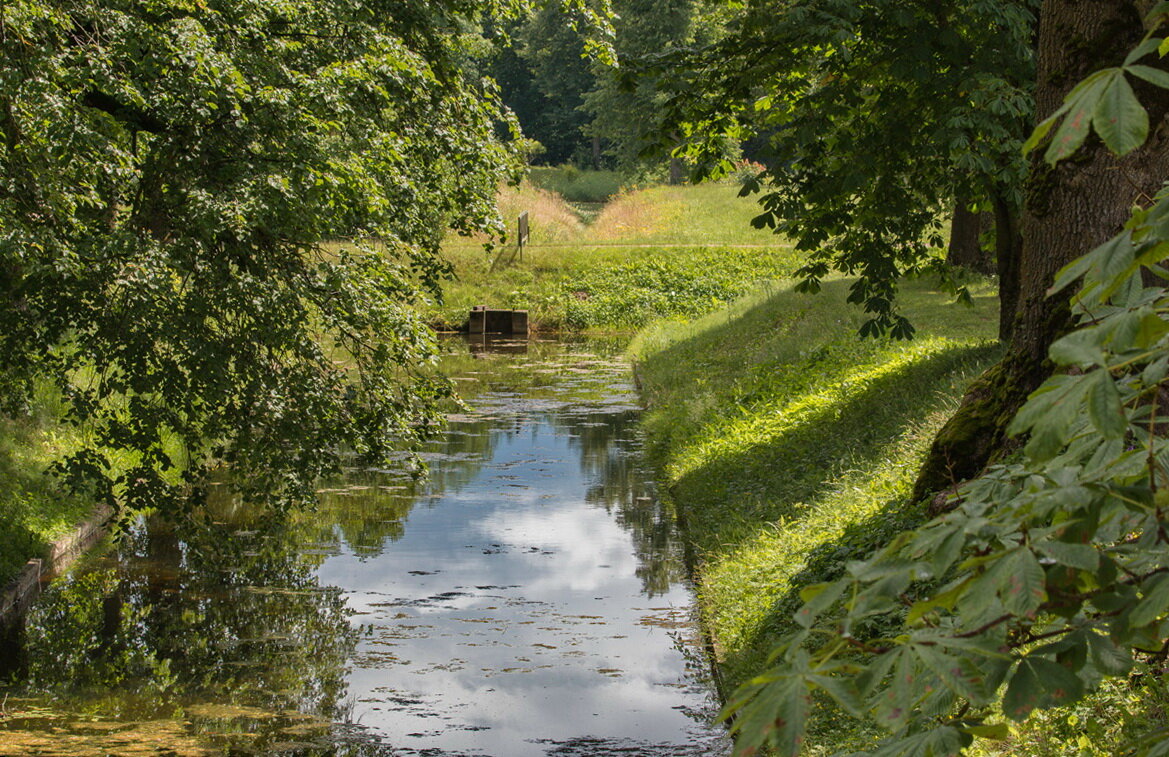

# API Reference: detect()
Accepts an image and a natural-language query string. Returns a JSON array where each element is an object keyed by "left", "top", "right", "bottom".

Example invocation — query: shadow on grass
[
  {"left": 673, "top": 342, "right": 997, "bottom": 532},
  {"left": 693, "top": 343, "right": 1000, "bottom": 696},
  {"left": 636, "top": 283, "right": 1002, "bottom": 695}
]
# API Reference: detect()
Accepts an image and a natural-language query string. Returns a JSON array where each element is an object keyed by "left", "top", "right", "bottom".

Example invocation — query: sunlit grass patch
[
  {"left": 429, "top": 245, "right": 800, "bottom": 332},
  {"left": 694, "top": 387, "right": 969, "bottom": 673},
  {"left": 434, "top": 181, "right": 798, "bottom": 332},
  {"left": 589, "top": 183, "right": 782, "bottom": 246},
  {"left": 587, "top": 187, "right": 677, "bottom": 241}
]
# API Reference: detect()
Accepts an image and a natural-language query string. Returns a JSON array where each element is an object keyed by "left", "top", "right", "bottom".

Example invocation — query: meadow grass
[
  {"left": 588, "top": 182, "right": 779, "bottom": 246},
  {"left": 434, "top": 181, "right": 795, "bottom": 331},
  {"left": 629, "top": 276, "right": 1002, "bottom": 750}
]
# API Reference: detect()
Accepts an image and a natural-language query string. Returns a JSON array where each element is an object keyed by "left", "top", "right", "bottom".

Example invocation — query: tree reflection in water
[
  {"left": 2, "top": 497, "right": 381, "bottom": 754},
  {"left": 427, "top": 337, "right": 690, "bottom": 598},
  {"left": 313, "top": 336, "right": 691, "bottom": 598},
  {"left": 0, "top": 336, "right": 720, "bottom": 756}
]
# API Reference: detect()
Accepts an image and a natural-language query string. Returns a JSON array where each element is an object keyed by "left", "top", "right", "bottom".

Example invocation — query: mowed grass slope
[
  {"left": 629, "top": 277, "right": 1001, "bottom": 748},
  {"left": 433, "top": 180, "right": 797, "bottom": 331}
]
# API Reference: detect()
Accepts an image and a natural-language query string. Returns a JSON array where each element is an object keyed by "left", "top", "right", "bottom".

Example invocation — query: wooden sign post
[{"left": 517, "top": 210, "right": 530, "bottom": 260}]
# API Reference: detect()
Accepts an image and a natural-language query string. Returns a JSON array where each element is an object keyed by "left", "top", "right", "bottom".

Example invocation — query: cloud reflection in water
[{"left": 318, "top": 342, "right": 724, "bottom": 756}]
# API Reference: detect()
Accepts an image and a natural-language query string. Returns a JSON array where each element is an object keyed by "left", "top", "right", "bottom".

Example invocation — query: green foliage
[
  {"left": 488, "top": 4, "right": 601, "bottom": 166},
  {"left": 1024, "top": 39, "right": 1169, "bottom": 162},
  {"left": 529, "top": 165, "right": 626, "bottom": 203},
  {"left": 658, "top": 0, "right": 1036, "bottom": 336},
  {"left": 0, "top": 1, "right": 521, "bottom": 516},
  {"left": 722, "top": 17, "right": 1169, "bottom": 755},
  {"left": 25, "top": 567, "right": 178, "bottom": 696},
  {"left": 582, "top": 0, "right": 698, "bottom": 174}
]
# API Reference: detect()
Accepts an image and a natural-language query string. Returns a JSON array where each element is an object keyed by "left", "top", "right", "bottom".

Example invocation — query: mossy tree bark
[{"left": 913, "top": 0, "right": 1169, "bottom": 502}]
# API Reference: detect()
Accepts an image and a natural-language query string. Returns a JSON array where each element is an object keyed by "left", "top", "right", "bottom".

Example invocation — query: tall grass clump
[
  {"left": 630, "top": 277, "right": 1001, "bottom": 751},
  {"left": 492, "top": 180, "right": 583, "bottom": 244},
  {"left": 442, "top": 180, "right": 583, "bottom": 260}
]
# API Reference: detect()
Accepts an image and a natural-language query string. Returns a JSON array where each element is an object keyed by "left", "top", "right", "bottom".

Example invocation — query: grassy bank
[
  {"left": 629, "top": 276, "right": 1001, "bottom": 750},
  {"left": 433, "top": 180, "right": 797, "bottom": 331},
  {"left": 0, "top": 392, "right": 93, "bottom": 587}
]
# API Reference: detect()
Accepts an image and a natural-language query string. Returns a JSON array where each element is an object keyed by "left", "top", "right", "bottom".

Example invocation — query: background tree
[
  {"left": 488, "top": 4, "right": 600, "bottom": 165},
  {"left": 945, "top": 198, "right": 994, "bottom": 275},
  {"left": 582, "top": 0, "right": 746, "bottom": 180},
  {"left": 582, "top": 0, "right": 694, "bottom": 177},
  {"left": 0, "top": 0, "right": 522, "bottom": 516},
  {"left": 659, "top": 0, "right": 1036, "bottom": 340}
]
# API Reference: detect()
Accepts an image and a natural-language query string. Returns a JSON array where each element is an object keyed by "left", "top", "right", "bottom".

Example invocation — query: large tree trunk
[{"left": 913, "top": 0, "right": 1169, "bottom": 502}]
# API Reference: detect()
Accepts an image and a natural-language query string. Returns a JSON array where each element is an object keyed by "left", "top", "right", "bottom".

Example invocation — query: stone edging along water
[{"left": 0, "top": 505, "right": 114, "bottom": 627}]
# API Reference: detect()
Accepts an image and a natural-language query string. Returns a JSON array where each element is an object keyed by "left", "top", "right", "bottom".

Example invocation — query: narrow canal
[{"left": 0, "top": 337, "right": 727, "bottom": 756}]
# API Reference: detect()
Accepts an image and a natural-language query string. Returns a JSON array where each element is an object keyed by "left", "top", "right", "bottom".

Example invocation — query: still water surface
[{"left": 0, "top": 338, "right": 725, "bottom": 756}]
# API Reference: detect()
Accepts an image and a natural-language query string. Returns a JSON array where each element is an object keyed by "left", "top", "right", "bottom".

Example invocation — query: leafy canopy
[
  {"left": 0, "top": 0, "right": 524, "bottom": 515},
  {"left": 723, "top": 11, "right": 1169, "bottom": 756},
  {"left": 657, "top": 0, "right": 1036, "bottom": 337}
]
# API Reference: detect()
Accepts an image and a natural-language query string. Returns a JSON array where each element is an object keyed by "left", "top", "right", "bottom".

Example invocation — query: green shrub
[{"left": 528, "top": 165, "right": 626, "bottom": 203}]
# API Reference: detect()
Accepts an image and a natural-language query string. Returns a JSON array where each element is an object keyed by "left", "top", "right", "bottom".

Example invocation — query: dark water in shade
[{"left": 0, "top": 337, "right": 727, "bottom": 756}]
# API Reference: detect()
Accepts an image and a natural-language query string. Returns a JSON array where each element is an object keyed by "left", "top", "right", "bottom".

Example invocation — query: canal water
[{"left": 0, "top": 337, "right": 726, "bottom": 756}]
